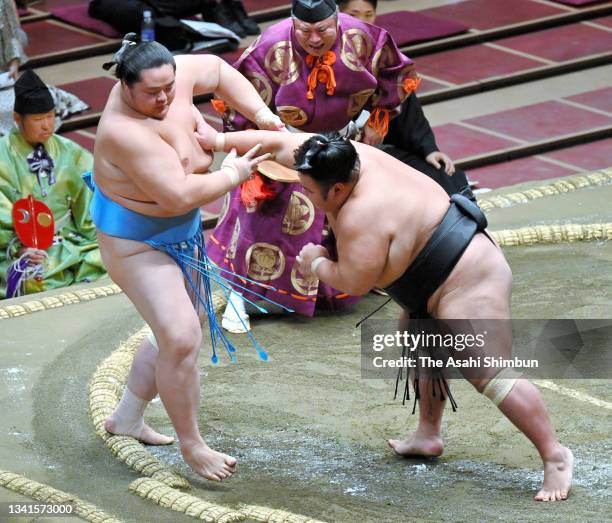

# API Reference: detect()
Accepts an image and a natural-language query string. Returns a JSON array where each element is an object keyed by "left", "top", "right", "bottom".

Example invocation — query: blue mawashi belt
[{"left": 83, "top": 171, "right": 200, "bottom": 245}]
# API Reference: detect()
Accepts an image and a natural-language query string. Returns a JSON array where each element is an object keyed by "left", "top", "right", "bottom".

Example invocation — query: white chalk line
[{"left": 534, "top": 379, "right": 612, "bottom": 410}]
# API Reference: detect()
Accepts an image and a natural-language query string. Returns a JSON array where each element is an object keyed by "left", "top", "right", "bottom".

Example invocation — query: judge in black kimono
[{"left": 382, "top": 92, "right": 471, "bottom": 196}]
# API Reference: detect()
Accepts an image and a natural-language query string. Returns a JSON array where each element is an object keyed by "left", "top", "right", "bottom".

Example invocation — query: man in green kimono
[{"left": 0, "top": 70, "right": 106, "bottom": 299}]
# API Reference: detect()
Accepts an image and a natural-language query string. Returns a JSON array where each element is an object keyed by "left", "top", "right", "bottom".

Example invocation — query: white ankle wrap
[
  {"left": 482, "top": 368, "right": 521, "bottom": 406},
  {"left": 113, "top": 388, "right": 148, "bottom": 434}
]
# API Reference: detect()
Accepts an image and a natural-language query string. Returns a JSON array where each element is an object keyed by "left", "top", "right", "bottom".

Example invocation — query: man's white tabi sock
[
  {"left": 222, "top": 291, "right": 251, "bottom": 333},
  {"left": 112, "top": 387, "right": 148, "bottom": 435}
]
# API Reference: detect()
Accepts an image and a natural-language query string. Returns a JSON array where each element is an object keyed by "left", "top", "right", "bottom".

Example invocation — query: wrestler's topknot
[
  {"left": 104, "top": 33, "right": 176, "bottom": 87},
  {"left": 294, "top": 131, "right": 359, "bottom": 194}
]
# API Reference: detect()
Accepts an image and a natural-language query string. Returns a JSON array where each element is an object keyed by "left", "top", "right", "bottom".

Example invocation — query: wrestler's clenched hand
[
  {"left": 254, "top": 107, "right": 287, "bottom": 132},
  {"left": 296, "top": 242, "right": 330, "bottom": 277},
  {"left": 194, "top": 126, "right": 217, "bottom": 152},
  {"left": 221, "top": 145, "right": 271, "bottom": 186}
]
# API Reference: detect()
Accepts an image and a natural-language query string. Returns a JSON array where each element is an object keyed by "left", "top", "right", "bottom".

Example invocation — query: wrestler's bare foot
[
  {"left": 388, "top": 432, "right": 444, "bottom": 458},
  {"left": 534, "top": 446, "right": 573, "bottom": 502},
  {"left": 104, "top": 416, "right": 174, "bottom": 445},
  {"left": 181, "top": 440, "right": 237, "bottom": 482}
]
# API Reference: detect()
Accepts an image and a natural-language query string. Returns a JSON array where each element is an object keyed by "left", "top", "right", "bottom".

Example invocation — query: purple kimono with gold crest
[{"left": 207, "top": 13, "right": 418, "bottom": 316}]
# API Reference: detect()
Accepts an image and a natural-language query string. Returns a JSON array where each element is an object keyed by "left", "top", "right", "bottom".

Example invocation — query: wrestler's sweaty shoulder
[
  {"left": 356, "top": 150, "right": 446, "bottom": 237},
  {"left": 334, "top": 173, "right": 381, "bottom": 235}
]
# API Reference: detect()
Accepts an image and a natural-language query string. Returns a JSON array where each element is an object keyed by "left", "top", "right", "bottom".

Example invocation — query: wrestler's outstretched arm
[
  {"left": 195, "top": 128, "right": 309, "bottom": 168},
  {"left": 110, "top": 123, "right": 269, "bottom": 215},
  {"left": 177, "top": 55, "right": 284, "bottom": 130},
  {"left": 196, "top": 127, "right": 377, "bottom": 169}
]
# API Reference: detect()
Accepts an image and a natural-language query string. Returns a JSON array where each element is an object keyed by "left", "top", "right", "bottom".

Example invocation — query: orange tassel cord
[
  {"left": 403, "top": 76, "right": 422, "bottom": 94},
  {"left": 367, "top": 107, "right": 390, "bottom": 138},
  {"left": 211, "top": 98, "right": 228, "bottom": 114},
  {"left": 240, "top": 172, "right": 277, "bottom": 208},
  {"left": 305, "top": 51, "right": 337, "bottom": 100}
]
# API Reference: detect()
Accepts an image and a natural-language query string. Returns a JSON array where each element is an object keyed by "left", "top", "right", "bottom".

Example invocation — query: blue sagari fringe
[{"left": 147, "top": 224, "right": 292, "bottom": 365}]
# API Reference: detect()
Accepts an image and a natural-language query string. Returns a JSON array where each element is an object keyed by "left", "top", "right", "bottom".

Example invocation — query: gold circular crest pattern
[
  {"left": 276, "top": 106, "right": 308, "bottom": 127},
  {"left": 341, "top": 29, "right": 374, "bottom": 72},
  {"left": 290, "top": 260, "right": 319, "bottom": 296},
  {"left": 264, "top": 41, "right": 301, "bottom": 86},
  {"left": 246, "top": 243, "right": 286, "bottom": 281},
  {"left": 347, "top": 88, "right": 375, "bottom": 118},
  {"left": 246, "top": 71, "right": 273, "bottom": 106},
  {"left": 282, "top": 191, "right": 315, "bottom": 236},
  {"left": 372, "top": 44, "right": 397, "bottom": 78}
]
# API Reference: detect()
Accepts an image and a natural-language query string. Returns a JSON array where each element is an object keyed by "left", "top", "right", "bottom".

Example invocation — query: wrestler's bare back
[
  {"left": 330, "top": 145, "right": 450, "bottom": 285},
  {"left": 94, "top": 65, "right": 214, "bottom": 217},
  {"left": 333, "top": 145, "right": 511, "bottom": 315}
]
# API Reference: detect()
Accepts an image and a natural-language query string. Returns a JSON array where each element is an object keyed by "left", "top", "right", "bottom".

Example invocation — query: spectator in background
[
  {"left": 152, "top": 0, "right": 260, "bottom": 37},
  {"left": 0, "top": 70, "right": 106, "bottom": 299},
  {"left": 1, "top": 1, "right": 27, "bottom": 80},
  {"left": 0, "top": 0, "right": 89, "bottom": 135}
]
